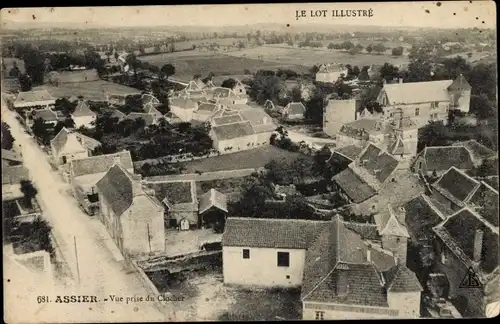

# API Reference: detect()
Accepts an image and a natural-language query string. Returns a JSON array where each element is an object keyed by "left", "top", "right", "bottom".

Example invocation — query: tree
[
  {"left": 31, "top": 118, "right": 51, "bottom": 145},
  {"left": 304, "top": 87, "right": 326, "bottom": 125},
  {"left": 160, "top": 63, "right": 175, "bottom": 80},
  {"left": 291, "top": 87, "right": 302, "bottom": 102},
  {"left": 309, "top": 65, "right": 320, "bottom": 75},
  {"left": 379, "top": 63, "right": 400, "bottom": 83},
  {"left": 20, "top": 180, "right": 38, "bottom": 209},
  {"left": 18, "top": 73, "right": 33, "bottom": 91},
  {"left": 221, "top": 78, "right": 237, "bottom": 89},
  {"left": 358, "top": 66, "right": 370, "bottom": 81},
  {"left": 125, "top": 53, "right": 141, "bottom": 81},
  {"left": 248, "top": 73, "right": 285, "bottom": 105},
  {"left": 366, "top": 44, "right": 373, "bottom": 54},
  {"left": 392, "top": 46, "right": 404, "bottom": 56},
  {"left": 22, "top": 48, "right": 45, "bottom": 85},
  {"left": 314, "top": 145, "right": 333, "bottom": 178},
  {"left": 372, "top": 43, "right": 386, "bottom": 54},
  {"left": 53, "top": 98, "right": 77, "bottom": 116},
  {"left": 355, "top": 44, "right": 364, "bottom": 52},
  {"left": 114, "top": 51, "right": 119, "bottom": 61},
  {"left": 352, "top": 66, "right": 360, "bottom": 78},
  {"left": 470, "top": 93, "right": 497, "bottom": 120},
  {"left": 9, "top": 65, "right": 20, "bottom": 78},
  {"left": 417, "top": 121, "right": 449, "bottom": 152},
  {"left": 1, "top": 122, "right": 15, "bottom": 150}
]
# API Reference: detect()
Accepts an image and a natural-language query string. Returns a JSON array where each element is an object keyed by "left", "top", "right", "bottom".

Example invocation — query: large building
[
  {"left": 323, "top": 99, "right": 359, "bottom": 138},
  {"left": 376, "top": 74, "right": 471, "bottom": 127},
  {"left": 96, "top": 164, "right": 165, "bottom": 256},
  {"left": 50, "top": 127, "right": 101, "bottom": 167},
  {"left": 209, "top": 108, "right": 276, "bottom": 154},
  {"left": 315, "top": 63, "right": 349, "bottom": 83},
  {"left": 13, "top": 90, "right": 56, "bottom": 110},
  {"left": 222, "top": 216, "right": 422, "bottom": 319}
]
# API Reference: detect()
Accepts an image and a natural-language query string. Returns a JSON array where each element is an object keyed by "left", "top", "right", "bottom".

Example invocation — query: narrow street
[{"left": 2, "top": 99, "right": 178, "bottom": 322}]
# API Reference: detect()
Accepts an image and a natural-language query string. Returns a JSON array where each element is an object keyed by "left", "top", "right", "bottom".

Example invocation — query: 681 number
[{"left": 37, "top": 296, "right": 50, "bottom": 304}]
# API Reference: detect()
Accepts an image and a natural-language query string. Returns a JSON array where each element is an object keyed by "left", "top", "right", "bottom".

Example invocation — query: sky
[{"left": 1, "top": 2, "right": 496, "bottom": 30}]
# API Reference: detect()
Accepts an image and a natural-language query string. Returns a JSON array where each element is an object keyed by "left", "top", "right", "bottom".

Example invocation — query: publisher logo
[{"left": 459, "top": 267, "right": 483, "bottom": 288}]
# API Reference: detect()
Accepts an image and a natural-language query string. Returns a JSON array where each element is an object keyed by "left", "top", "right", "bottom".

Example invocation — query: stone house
[
  {"left": 96, "top": 164, "right": 165, "bottom": 256},
  {"left": 222, "top": 216, "right": 422, "bottom": 319},
  {"left": 322, "top": 99, "right": 359, "bottom": 138},
  {"left": 169, "top": 96, "right": 200, "bottom": 122},
  {"left": 142, "top": 180, "right": 198, "bottom": 231},
  {"left": 71, "top": 100, "right": 96, "bottom": 128},
  {"left": 50, "top": 127, "right": 101, "bottom": 167},
  {"left": 2, "top": 165, "right": 30, "bottom": 202},
  {"left": 281, "top": 102, "right": 306, "bottom": 120},
  {"left": 198, "top": 188, "right": 228, "bottom": 231},
  {"left": 376, "top": 74, "right": 471, "bottom": 127},
  {"left": 13, "top": 90, "right": 56, "bottom": 110},
  {"left": 315, "top": 63, "right": 348, "bottom": 83}
]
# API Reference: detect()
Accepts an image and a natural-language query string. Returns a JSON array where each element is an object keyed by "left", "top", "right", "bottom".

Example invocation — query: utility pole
[
  {"left": 74, "top": 236, "right": 81, "bottom": 284},
  {"left": 147, "top": 223, "right": 152, "bottom": 255}
]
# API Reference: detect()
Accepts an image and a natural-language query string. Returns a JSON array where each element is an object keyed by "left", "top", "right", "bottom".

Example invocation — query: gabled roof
[
  {"left": 433, "top": 208, "right": 499, "bottom": 277},
  {"left": 381, "top": 79, "right": 453, "bottom": 105},
  {"left": 284, "top": 102, "right": 306, "bottom": 116},
  {"left": 447, "top": 74, "right": 472, "bottom": 91},
  {"left": 185, "top": 80, "right": 205, "bottom": 92},
  {"left": 2, "top": 165, "right": 30, "bottom": 185},
  {"left": 169, "top": 97, "right": 199, "bottom": 110},
  {"left": 211, "top": 114, "right": 244, "bottom": 126},
  {"left": 95, "top": 164, "right": 144, "bottom": 216},
  {"left": 50, "top": 128, "right": 101, "bottom": 156},
  {"left": 432, "top": 166, "right": 480, "bottom": 205},
  {"left": 143, "top": 103, "right": 164, "bottom": 119},
  {"left": 388, "top": 135, "right": 407, "bottom": 156},
  {"left": 141, "top": 93, "right": 160, "bottom": 106},
  {"left": 417, "top": 146, "right": 475, "bottom": 172},
  {"left": 109, "top": 109, "right": 127, "bottom": 121},
  {"left": 403, "top": 194, "right": 446, "bottom": 241},
  {"left": 332, "top": 145, "right": 363, "bottom": 161},
  {"left": 70, "top": 151, "right": 133, "bottom": 178},
  {"left": 343, "top": 222, "right": 380, "bottom": 241},
  {"left": 222, "top": 217, "right": 328, "bottom": 249},
  {"left": 374, "top": 205, "right": 410, "bottom": 238},
  {"left": 72, "top": 101, "right": 96, "bottom": 117},
  {"left": 196, "top": 102, "right": 220, "bottom": 113},
  {"left": 317, "top": 63, "right": 346, "bottom": 73},
  {"left": 212, "top": 121, "right": 255, "bottom": 141},
  {"left": 126, "top": 112, "right": 155, "bottom": 125},
  {"left": 31, "top": 109, "right": 59, "bottom": 122},
  {"left": 198, "top": 188, "right": 228, "bottom": 214},
  {"left": 143, "top": 180, "right": 197, "bottom": 207},
  {"left": 14, "top": 90, "right": 56, "bottom": 107},
  {"left": 333, "top": 167, "right": 377, "bottom": 203},
  {"left": 466, "top": 181, "right": 499, "bottom": 227},
  {"left": 383, "top": 265, "right": 423, "bottom": 293},
  {"left": 358, "top": 143, "right": 399, "bottom": 183},
  {"left": 301, "top": 216, "right": 397, "bottom": 307},
  {"left": 453, "top": 140, "right": 497, "bottom": 161}
]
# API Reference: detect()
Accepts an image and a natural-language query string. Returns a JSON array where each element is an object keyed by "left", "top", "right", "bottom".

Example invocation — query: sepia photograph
[{"left": 1, "top": 2, "right": 498, "bottom": 322}]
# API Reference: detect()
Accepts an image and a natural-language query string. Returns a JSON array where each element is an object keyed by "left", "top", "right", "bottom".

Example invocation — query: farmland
[
  {"left": 33, "top": 80, "right": 141, "bottom": 101},
  {"left": 223, "top": 45, "right": 410, "bottom": 67},
  {"left": 182, "top": 146, "right": 309, "bottom": 173},
  {"left": 139, "top": 51, "right": 310, "bottom": 82}
]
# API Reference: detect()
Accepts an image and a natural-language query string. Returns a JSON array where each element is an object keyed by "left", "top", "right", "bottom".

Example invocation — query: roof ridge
[
  {"left": 444, "top": 207, "right": 499, "bottom": 234},
  {"left": 301, "top": 261, "right": 339, "bottom": 302},
  {"left": 479, "top": 180, "right": 499, "bottom": 195},
  {"left": 420, "top": 194, "right": 447, "bottom": 221}
]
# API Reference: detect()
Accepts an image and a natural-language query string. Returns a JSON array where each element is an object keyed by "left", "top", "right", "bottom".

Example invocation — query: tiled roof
[
  {"left": 169, "top": 97, "right": 199, "bottom": 110},
  {"left": 212, "top": 121, "right": 255, "bottom": 141},
  {"left": 143, "top": 180, "right": 196, "bottom": 206},
  {"left": 343, "top": 222, "right": 380, "bottom": 240},
  {"left": 284, "top": 102, "right": 306, "bottom": 116},
  {"left": 143, "top": 104, "right": 164, "bottom": 119},
  {"left": 126, "top": 112, "right": 155, "bottom": 125},
  {"left": 466, "top": 181, "right": 499, "bottom": 227},
  {"left": 420, "top": 146, "right": 475, "bottom": 172},
  {"left": 333, "top": 167, "right": 377, "bottom": 203},
  {"left": 239, "top": 109, "right": 273, "bottom": 127},
  {"left": 383, "top": 265, "right": 423, "bottom": 293},
  {"left": 198, "top": 188, "right": 228, "bottom": 214},
  {"left": 211, "top": 114, "right": 244, "bottom": 126},
  {"left": 435, "top": 208, "right": 499, "bottom": 276},
  {"left": 333, "top": 145, "right": 363, "bottom": 161},
  {"left": 302, "top": 216, "right": 393, "bottom": 307},
  {"left": 50, "top": 128, "right": 101, "bottom": 156},
  {"left": 95, "top": 164, "right": 136, "bottom": 216},
  {"left": 454, "top": 140, "right": 497, "bottom": 161},
  {"left": 369, "top": 245, "right": 397, "bottom": 272},
  {"left": 212, "top": 87, "right": 234, "bottom": 98},
  {"left": 447, "top": 74, "right": 472, "bottom": 91},
  {"left": 358, "top": 143, "right": 399, "bottom": 183},
  {"left": 474, "top": 176, "right": 499, "bottom": 191},
  {"left": 109, "top": 109, "right": 127, "bottom": 120},
  {"left": 318, "top": 64, "right": 346, "bottom": 73},
  {"left": 197, "top": 102, "right": 219, "bottom": 113},
  {"left": 388, "top": 136, "right": 407, "bottom": 156},
  {"left": 433, "top": 167, "right": 480, "bottom": 204},
  {"left": 14, "top": 90, "right": 56, "bottom": 107},
  {"left": 382, "top": 80, "right": 453, "bottom": 105},
  {"left": 374, "top": 205, "right": 410, "bottom": 238},
  {"left": 222, "top": 217, "right": 328, "bottom": 249},
  {"left": 72, "top": 101, "right": 96, "bottom": 117},
  {"left": 141, "top": 93, "right": 160, "bottom": 106},
  {"left": 252, "top": 123, "right": 277, "bottom": 134},
  {"left": 403, "top": 194, "right": 446, "bottom": 241},
  {"left": 32, "top": 109, "right": 59, "bottom": 122},
  {"left": 70, "top": 151, "right": 133, "bottom": 177},
  {"left": 2, "top": 165, "right": 30, "bottom": 185}
]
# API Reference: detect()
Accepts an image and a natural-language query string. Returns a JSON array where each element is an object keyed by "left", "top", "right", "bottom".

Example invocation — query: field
[
  {"left": 140, "top": 51, "right": 310, "bottom": 82},
  {"left": 223, "top": 45, "right": 410, "bottom": 67},
  {"left": 33, "top": 80, "right": 141, "bottom": 101},
  {"left": 182, "top": 146, "right": 309, "bottom": 173},
  {"left": 2, "top": 57, "right": 25, "bottom": 73}
]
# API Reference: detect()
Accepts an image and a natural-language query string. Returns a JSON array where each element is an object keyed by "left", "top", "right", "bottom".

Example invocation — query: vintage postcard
[{"left": 1, "top": 2, "right": 498, "bottom": 322}]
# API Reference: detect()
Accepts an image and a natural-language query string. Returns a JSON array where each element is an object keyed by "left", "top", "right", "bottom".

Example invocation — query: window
[
  {"left": 315, "top": 311, "right": 325, "bottom": 320},
  {"left": 431, "top": 101, "right": 439, "bottom": 109},
  {"left": 277, "top": 252, "right": 290, "bottom": 267},
  {"left": 242, "top": 249, "right": 250, "bottom": 259},
  {"left": 415, "top": 108, "right": 420, "bottom": 116}
]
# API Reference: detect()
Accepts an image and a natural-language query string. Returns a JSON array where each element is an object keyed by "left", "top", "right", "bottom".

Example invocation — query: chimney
[
  {"left": 473, "top": 229, "right": 484, "bottom": 263},
  {"left": 367, "top": 244, "right": 372, "bottom": 262},
  {"left": 335, "top": 270, "right": 348, "bottom": 296}
]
